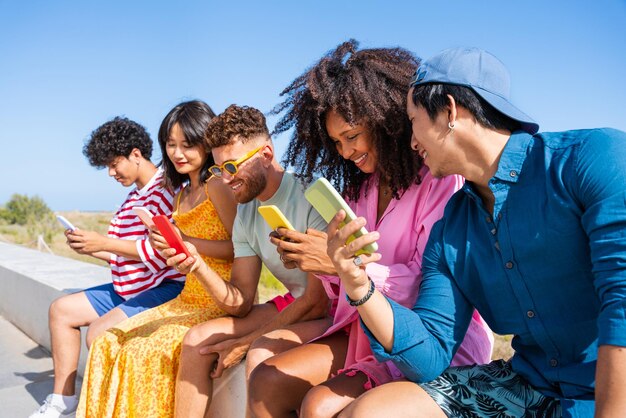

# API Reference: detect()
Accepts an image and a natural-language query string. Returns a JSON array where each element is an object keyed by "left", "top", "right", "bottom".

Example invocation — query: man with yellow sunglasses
[
  {"left": 162, "top": 104, "right": 330, "bottom": 417},
  {"left": 208, "top": 145, "right": 263, "bottom": 178}
]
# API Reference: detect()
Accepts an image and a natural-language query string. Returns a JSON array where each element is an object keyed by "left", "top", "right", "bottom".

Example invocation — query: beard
[{"left": 233, "top": 160, "right": 267, "bottom": 204}]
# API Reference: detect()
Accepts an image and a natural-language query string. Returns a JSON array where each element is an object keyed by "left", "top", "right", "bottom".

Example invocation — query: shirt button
[
  {"left": 498, "top": 213, "right": 502, "bottom": 220},
  {"left": 505, "top": 261, "right": 514, "bottom": 269},
  {"left": 510, "top": 170, "right": 517, "bottom": 178},
  {"left": 527, "top": 310, "right": 535, "bottom": 318},
  {"left": 550, "top": 358, "right": 558, "bottom": 367},
  {"left": 491, "top": 228, "right": 497, "bottom": 235},
  {"left": 494, "top": 242, "right": 500, "bottom": 251},
  {"left": 485, "top": 216, "right": 491, "bottom": 222}
]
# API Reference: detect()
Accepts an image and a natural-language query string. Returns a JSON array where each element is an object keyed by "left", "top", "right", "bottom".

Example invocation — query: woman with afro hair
[{"left": 247, "top": 40, "right": 494, "bottom": 418}]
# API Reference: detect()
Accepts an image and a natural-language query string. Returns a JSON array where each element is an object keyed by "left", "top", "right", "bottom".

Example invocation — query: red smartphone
[{"left": 152, "top": 215, "right": 192, "bottom": 258}]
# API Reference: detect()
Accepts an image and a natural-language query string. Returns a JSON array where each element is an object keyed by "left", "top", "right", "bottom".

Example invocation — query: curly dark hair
[
  {"left": 272, "top": 39, "right": 423, "bottom": 201},
  {"left": 83, "top": 117, "right": 153, "bottom": 168},
  {"left": 205, "top": 104, "right": 270, "bottom": 149},
  {"left": 158, "top": 100, "right": 216, "bottom": 191}
]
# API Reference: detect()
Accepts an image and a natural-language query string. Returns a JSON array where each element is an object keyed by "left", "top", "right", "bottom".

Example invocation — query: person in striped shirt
[{"left": 30, "top": 117, "right": 184, "bottom": 418}]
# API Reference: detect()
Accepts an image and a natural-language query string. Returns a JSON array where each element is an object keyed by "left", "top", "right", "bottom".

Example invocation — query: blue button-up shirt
[{"left": 366, "top": 129, "right": 626, "bottom": 417}]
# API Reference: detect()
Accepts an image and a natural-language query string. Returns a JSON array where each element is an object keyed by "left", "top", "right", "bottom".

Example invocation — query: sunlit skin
[
  {"left": 211, "top": 138, "right": 272, "bottom": 204},
  {"left": 165, "top": 123, "right": 206, "bottom": 178},
  {"left": 406, "top": 91, "right": 458, "bottom": 179},
  {"left": 106, "top": 148, "right": 151, "bottom": 188},
  {"left": 325, "top": 109, "right": 379, "bottom": 174}
]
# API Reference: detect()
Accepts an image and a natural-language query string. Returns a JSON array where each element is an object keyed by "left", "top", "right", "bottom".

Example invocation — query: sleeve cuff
[
  {"left": 136, "top": 239, "right": 164, "bottom": 274},
  {"left": 361, "top": 297, "right": 431, "bottom": 360}
]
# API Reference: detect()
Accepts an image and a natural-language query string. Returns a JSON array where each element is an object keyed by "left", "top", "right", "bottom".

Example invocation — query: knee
[
  {"left": 181, "top": 325, "right": 204, "bottom": 351},
  {"left": 300, "top": 386, "right": 336, "bottom": 418},
  {"left": 179, "top": 326, "right": 213, "bottom": 365},
  {"left": 49, "top": 295, "right": 70, "bottom": 323},
  {"left": 246, "top": 336, "right": 277, "bottom": 378},
  {"left": 248, "top": 361, "right": 283, "bottom": 407},
  {"left": 337, "top": 399, "right": 364, "bottom": 418}
]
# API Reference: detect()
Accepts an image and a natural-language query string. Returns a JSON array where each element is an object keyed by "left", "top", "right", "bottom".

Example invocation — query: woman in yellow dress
[{"left": 76, "top": 100, "right": 237, "bottom": 418}]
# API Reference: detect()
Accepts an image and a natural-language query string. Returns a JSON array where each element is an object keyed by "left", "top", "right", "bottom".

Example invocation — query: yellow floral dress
[{"left": 76, "top": 187, "right": 232, "bottom": 418}]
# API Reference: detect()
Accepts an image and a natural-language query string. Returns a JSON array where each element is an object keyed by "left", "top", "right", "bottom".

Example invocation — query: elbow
[{"left": 228, "top": 301, "right": 253, "bottom": 318}]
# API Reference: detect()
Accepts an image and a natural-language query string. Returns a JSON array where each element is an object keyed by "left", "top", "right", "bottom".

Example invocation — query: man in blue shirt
[{"left": 324, "top": 47, "right": 626, "bottom": 417}]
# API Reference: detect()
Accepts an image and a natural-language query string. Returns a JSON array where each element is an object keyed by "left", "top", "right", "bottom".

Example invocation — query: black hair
[
  {"left": 411, "top": 84, "right": 520, "bottom": 132},
  {"left": 158, "top": 100, "right": 216, "bottom": 191},
  {"left": 272, "top": 39, "right": 422, "bottom": 201},
  {"left": 83, "top": 117, "right": 152, "bottom": 168}
]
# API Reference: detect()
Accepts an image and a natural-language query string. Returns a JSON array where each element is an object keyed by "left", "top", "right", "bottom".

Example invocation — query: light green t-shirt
[{"left": 232, "top": 171, "right": 327, "bottom": 297}]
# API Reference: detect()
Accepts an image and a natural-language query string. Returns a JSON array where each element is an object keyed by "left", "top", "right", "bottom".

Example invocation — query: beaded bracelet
[{"left": 346, "top": 277, "right": 375, "bottom": 307}]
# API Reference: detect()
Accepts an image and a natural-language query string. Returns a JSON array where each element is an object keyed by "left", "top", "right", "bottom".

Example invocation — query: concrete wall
[{"left": 0, "top": 242, "right": 246, "bottom": 417}]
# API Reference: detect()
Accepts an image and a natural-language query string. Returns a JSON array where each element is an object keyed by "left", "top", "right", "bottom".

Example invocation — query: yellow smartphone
[
  {"left": 304, "top": 177, "right": 378, "bottom": 255},
  {"left": 258, "top": 205, "right": 296, "bottom": 231}
]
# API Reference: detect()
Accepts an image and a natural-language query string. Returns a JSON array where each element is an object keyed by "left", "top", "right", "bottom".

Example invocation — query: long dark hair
[
  {"left": 272, "top": 39, "right": 423, "bottom": 200},
  {"left": 158, "top": 100, "right": 216, "bottom": 191}
]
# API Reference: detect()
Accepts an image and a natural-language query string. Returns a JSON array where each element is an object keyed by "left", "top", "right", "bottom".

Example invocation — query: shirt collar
[
  {"left": 136, "top": 167, "right": 162, "bottom": 196},
  {"left": 491, "top": 130, "right": 533, "bottom": 183}
]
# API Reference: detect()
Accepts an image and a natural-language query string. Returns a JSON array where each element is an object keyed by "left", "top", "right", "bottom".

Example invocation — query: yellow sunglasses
[{"left": 208, "top": 146, "right": 263, "bottom": 178}]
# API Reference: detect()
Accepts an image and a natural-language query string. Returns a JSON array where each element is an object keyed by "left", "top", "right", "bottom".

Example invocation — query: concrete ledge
[
  {"left": 0, "top": 242, "right": 246, "bottom": 417},
  {"left": 0, "top": 242, "right": 110, "bottom": 371}
]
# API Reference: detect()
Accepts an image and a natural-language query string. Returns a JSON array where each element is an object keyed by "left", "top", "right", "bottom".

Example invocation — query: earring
[{"left": 448, "top": 121, "right": 455, "bottom": 131}]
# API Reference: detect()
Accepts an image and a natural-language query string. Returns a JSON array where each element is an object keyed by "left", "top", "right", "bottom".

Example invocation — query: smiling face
[
  {"left": 107, "top": 153, "right": 140, "bottom": 187},
  {"left": 165, "top": 123, "right": 207, "bottom": 177},
  {"left": 211, "top": 139, "right": 267, "bottom": 203},
  {"left": 325, "top": 109, "right": 378, "bottom": 174},
  {"left": 406, "top": 89, "right": 455, "bottom": 178}
]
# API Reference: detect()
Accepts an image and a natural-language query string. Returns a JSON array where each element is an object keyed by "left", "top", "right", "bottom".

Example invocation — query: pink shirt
[{"left": 316, "top": 168, "right": 494, "bottom": 387}]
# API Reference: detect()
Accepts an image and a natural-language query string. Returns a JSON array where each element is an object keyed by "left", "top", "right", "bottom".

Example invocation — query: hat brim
[{"left": 472, "top": 87, "right": 539, "bottom": 135}]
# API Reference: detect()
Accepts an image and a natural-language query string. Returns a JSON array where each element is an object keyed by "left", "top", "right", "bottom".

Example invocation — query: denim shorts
[
  {"left": 84, "top": 280, "right": 184, "bottom": 317},
  {"left": 419, "top": 360, "right": 561, "bottom": 418}
]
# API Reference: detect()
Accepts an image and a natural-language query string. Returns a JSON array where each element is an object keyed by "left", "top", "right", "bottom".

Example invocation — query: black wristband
[{"left": 346, "top": 277, "right": 375, "bottom": 307}]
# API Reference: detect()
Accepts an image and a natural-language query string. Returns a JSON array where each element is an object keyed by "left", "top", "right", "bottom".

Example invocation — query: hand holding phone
[
  {"left": 258, "top": 205, "right": 296, "bottom": 232},
  {"left": 152, "top": 215, "right": 192, "bottom": 258},
  {"left": 133, "top": 206, "right": 155, "bottom": 229},
  {"left": 305, "top": 178, "right": 378, "bottom": 255},
  {"left": 56, "top": 215, "right": 77, "bottom": 231}
]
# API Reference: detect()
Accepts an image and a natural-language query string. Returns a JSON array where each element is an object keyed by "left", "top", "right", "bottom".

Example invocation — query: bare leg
[
  {"left": 49, "top": 292, "right": 100, "bottom": 395},
  {"left": 175, "top": 303, "right": 279, "bottom": 418},
  {"left": 339, "top": 380, "right": 447, "bottom": 418},
  {"left": 85, "top": 306, "right": 128, "bottom": 348},
  {"left": 246, "top": 317, "right": 332, "bottom": 379},
  {"left": 300, "top": 371, "right": 369, "bottom": 418},
  {"left": 248, "top": 332, "right": 348, "bottom": 418}
]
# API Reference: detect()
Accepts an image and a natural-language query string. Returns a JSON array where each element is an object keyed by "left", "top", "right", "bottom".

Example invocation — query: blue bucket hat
[{"left": 410, "top": 47, "right": 539, "bottom": 134}]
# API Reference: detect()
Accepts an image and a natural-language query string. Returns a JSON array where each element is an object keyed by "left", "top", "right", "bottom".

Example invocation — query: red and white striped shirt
[{"left": 108, "top": 168, "right": 185, "bottom": 299}]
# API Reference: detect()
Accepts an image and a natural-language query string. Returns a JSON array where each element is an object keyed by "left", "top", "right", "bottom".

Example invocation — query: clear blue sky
[{"left": 1, "top": 0, "right": 625, "bottom": 211}]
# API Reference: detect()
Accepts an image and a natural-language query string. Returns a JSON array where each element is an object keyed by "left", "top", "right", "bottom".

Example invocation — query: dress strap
[{"left": 175, "top": 185, "right": 185, "bottom": 212}]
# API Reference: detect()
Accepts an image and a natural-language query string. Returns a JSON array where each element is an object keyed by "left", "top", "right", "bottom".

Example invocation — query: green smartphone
[
  {"left": 258, "top": 205, "right": 296, "bottom": 231},
  {"left": 304, "top": 177, "right": 378, "bottom": 255}
]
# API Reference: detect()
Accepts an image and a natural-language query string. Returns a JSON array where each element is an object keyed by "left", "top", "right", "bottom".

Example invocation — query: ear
[
  {"left": 129, "top": 147, "right": 143, "bottom": 162},
  {"left": 446, "top": 94, "right": 458, "bottom": 126},
  {"left": 260, "top": 143, "right": 274, "bottom": 168}
]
